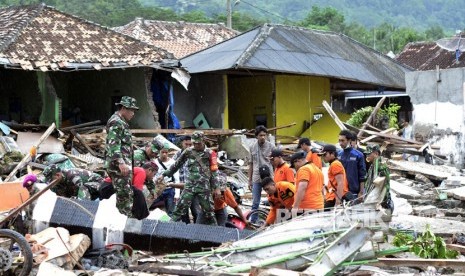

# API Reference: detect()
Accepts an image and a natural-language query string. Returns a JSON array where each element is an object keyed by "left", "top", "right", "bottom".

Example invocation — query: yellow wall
[
  {"left": 228, "top": 75, "right": 274, "bottom": 129},
  {"left": 301, "top": 111, "right": 351, "bottom": 144},
  {"left": 275, "top": 75, "right": 330, "bottom": 142}
]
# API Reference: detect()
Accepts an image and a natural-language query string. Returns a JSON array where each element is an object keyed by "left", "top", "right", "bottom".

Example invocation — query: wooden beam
[
  {"left": 357, "top": 96, "right": 386, "bottom": 139},
  {"left": 360, "top": 127, "right": 396, "bottom": 144},
  {"left": 376, "top": 257, "right": 465, "bottom": 268},
  {"left": 322, "top": 100, "right": 347, "bottom": 130},
  {"left": 0, "top": 178, "right": 60, "bottom": 227},
  {"left": 70, "top": 129, "right": 101, "bottom": 158},
  {"left": 363, "top": 130, "right": 423, "bottom": 145},
  {"left": 4, "top": 123, "right": 56, "bottom": 182},
  {"left": 60, "top": 120, "right": 101, "bottom": 131},
  {"left": 131, "top": 128, "right": 238, "bottom": 135}
]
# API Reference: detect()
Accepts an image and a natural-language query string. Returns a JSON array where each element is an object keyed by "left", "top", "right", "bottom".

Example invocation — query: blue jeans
[
  {"left": 151, "top": 188, "right": 175, "bottom": 216},
  {"left": 250, "top": 182, "right": 262, "bottom": 223}
]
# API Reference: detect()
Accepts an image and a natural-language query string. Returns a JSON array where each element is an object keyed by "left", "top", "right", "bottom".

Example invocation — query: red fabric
[{"left": 132, "top": 167, "right": 146, "bottom": 190}]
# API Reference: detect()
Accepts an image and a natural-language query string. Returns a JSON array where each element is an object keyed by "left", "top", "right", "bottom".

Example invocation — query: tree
[
  {"left": 300, "top": 6, "right": 346, "bottom": 33},
  {"left": 425, "top": 24, "right": 445, "bottom": 41}
]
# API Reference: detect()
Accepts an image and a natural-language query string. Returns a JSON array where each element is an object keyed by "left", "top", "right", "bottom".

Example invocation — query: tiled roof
[
  {"left": 396, "top": 41, "right": 465, "bottom": 70},
  {"left": 182, "top": 24, "right": 409, "bottom": 90},
  {"left": 113, "top": 18, "right": 238, "bottom": 59},
  {"left": 0, "top": 4, "right": 175, "bottom": 71}
]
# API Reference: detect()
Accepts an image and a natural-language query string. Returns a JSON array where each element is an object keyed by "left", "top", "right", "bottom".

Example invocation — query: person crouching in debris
[
  {"left": 158, "top": 131, "right": 221, "bottom": 225},
  {"left": 290, "top": 151, "right": 324, "bottom": 215},
  {"left": 170, "top": 172, "right": 248, "bottom": 226},
  {"left": 260, "top": 177, "right": 295, "bottom": 226},
  {"left": 133, "top": 138, "right": 163, "bottom": 167},
  {"left": 364, "top": 144, "right": 394, "bottom": 213},
  {"left": 104, "top": 96, "right": 139, "bottom": 218},
  {"left": 318, "top": 145, "right": 348, "bottom": 209},
  {"left": 42, "top": 164, "right": 103, "bottom": 200},
  {"left": 100, "top": 162, "right": 158, "bottom": 220}
]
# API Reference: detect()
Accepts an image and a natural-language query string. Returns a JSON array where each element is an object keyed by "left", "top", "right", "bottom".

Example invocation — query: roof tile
[
  {"left": 0, "top": 4, "right": 175, "bottom": 70},
  {"left": 113, "top": 19, "right": 238, "bottom": 58}
]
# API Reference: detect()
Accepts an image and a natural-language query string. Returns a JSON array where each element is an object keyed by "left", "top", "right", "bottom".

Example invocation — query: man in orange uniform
[
  {"left": 298, "top": 138, "right": 322, "bottom": 170},
  {"left": 319, "top": 145, "right": 348, "bottom": 209},
  {"left": 269, "top": 149, "right": 295, "bottom": 183},
  {"left": 260, "top": 177, "right": 295, "bottom": 226},
  {"left": 290, "top": 151, "right": 324, "bottom": 212}
]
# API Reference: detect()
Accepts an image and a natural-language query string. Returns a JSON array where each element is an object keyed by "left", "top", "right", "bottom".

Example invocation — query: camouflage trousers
[
  {"left": 107, "top": 169, "right": 134, "bottom": 218},
  {"left": 171, "top": 189, "right": 217, "bottom": 225}
]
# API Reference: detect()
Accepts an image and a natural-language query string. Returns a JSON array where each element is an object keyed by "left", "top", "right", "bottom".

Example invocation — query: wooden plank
[
  {"left": 322, "top": 100, "right": 347, "bottom": 130},
  {"left": 360, "top": 127, "right": 396, "bottom": 144},
  {"left": 363, "top": 130, "right": 423, "bottom": 145},
  {"left": 446, "top": 244, "right": 465, "bottom": 254},
  {"left": 377, "top": 257, "right": 465, "bottom": 268},
  {"left": 357, "top": 96, "right": 386, "bottom": 139},
  {"left": 60, "top": 120, "right": 101, "bottom": 131},
  {"left": 131, "top": 128, "right": 238, "bottom": 135},
  {"left": 70, "top": 129, "right": 102, "bottom": 158},
  {"left": 4, "top": 123, "right": 56, "bottom": 182}
]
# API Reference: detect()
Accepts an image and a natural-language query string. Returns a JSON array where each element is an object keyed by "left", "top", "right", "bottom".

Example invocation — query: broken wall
[
  {"left": 406, "top": 67, "right": 465, "bottom": 167},
  {"left": 275, "top": 75, "right": 331, "bottom": 142},
  {"left": 0, "top": 69, "right": 42, "bottom": 123},
  {"left": 173, "top": 73, "right": 226, "bottom": 128},
  {"left": 49, "top": 68, "right": 158, "bottom": 129}
]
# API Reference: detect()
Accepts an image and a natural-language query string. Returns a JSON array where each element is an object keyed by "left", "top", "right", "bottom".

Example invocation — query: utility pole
[{"left": 226, "top": 0, "right": 232, "bottom": 28}]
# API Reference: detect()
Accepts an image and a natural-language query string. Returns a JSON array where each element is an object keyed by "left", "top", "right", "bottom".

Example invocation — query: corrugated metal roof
[
  {"left": 113, "top": 18, "right": 238, "bottom": 59},
  {"left": 396, "top": 41, "right": 465, "bottom": 70},
  {"left": 0, "top": 4, "right": 175, "bottom": 71},
  {"left": 182, "top": 24, "right": 410, "bottom": 89}
]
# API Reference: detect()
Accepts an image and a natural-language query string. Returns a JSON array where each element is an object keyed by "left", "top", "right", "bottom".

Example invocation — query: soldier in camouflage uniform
[
  {"left": 159, "top": 131, "right": 221, "bottom": 225},
  {"left": 42, "top": 164, "right": 103, "bottom": 200},
  {"left": 364, "top": 144, "right": 394, "bottom": 212},
  {"left": 133, "top": 138, "right": 163, "bottom": 167},
  {"left": 104, "top": 96, "right": 139, "bottom": 217}
]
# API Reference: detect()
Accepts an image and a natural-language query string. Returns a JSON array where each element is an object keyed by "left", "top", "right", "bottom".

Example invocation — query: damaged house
[
  {"left": 113, "top": 18, "right": 238, "bottom": 130},
  {"left": 0, "top": 4, "right": 177, "bottom": 129},
  {"left": 179, "top": 24, "right": 410, "bottom": 143},
  {"left": 396, "top": 41, "right": 465, "bottom": 167}
]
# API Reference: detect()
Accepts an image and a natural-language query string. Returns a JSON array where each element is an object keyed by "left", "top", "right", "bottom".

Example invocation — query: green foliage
[
  {"left": 378, "top": 103, "right": 400, "bottom": 129},
  {"left": 300, "top": 6, "right": 345, "bottom": 33},
  {"left": 346, "top": 106, "right": 373, "bottom": 128},
  {"left": 392, "top": 225, "right": 459, "bottom": 259}
]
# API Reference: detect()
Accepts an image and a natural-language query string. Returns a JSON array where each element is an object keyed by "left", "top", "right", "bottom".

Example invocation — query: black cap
[
  {"left": 318, "top": 144, "right": 337, "bottom": 155},
  {"left": 297, "top": 138, "right": 310, "bottom": 149},
  {"left": 270, "top": 149, "right": 283, "bottom": 158},
  {"left": 259, "top": 165, "right": 271, "bottom": 180},
  {"left": 290, "top": 151, "right": 306, "bottom": 168}
]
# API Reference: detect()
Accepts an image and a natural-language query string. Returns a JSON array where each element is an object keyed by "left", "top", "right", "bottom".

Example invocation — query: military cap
[
  {"left": 192, "top": 131, "right": 204, "bottom": 143},
  {"left": 150, "top": 139, "right": 164, "bottom": 153},
  {"left": 115, "top": 96, "right": 139, "bottom": 110},
  {"left": 290, "top": 151, "right": 306, "bottom": 168},
  {"left": 365, "top": 144, "right": 381, "bottom": 154},
  {"left": 42, "top": 164, "right": 61, "bottom": 181}
]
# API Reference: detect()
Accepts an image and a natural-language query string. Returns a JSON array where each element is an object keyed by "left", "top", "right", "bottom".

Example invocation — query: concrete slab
[
  {"left": 390, "top": 180, "right": 422, "bottom": 199},
  {"left": 412, "top": 205, "right": 438, "bottom": 216},
  {"left": 445, "top": 186, "right": 465, "bottom": 201},
  {"left": 391, "top": 214, "right": 465, "bottom": 236}
]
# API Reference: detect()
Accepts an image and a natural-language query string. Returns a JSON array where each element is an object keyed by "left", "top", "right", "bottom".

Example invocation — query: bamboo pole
[
  {"left": 4, "top": 123, "right": 56, "bottom": 182},
  {"left": 165, "top": 229, "right": 346, "bottom": 258}
]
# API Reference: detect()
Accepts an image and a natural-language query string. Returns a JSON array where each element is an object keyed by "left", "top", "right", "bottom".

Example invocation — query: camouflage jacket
[
  {"left": 133, "top": 148, "right": 151, "bottom": 167},
  {"left": 104, "top": 112, "right": 133, "bottom": 169},
  {"left": 52, "top": 168, "right": 103, "bottom": 199},
  {"left": 163, "top": 147, "right": 218, "bottom": 192}
]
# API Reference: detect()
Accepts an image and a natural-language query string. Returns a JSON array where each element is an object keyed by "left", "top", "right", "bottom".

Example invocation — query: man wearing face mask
[{"left": 337, "top": 130, "right": 366, "bottom": 203}]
